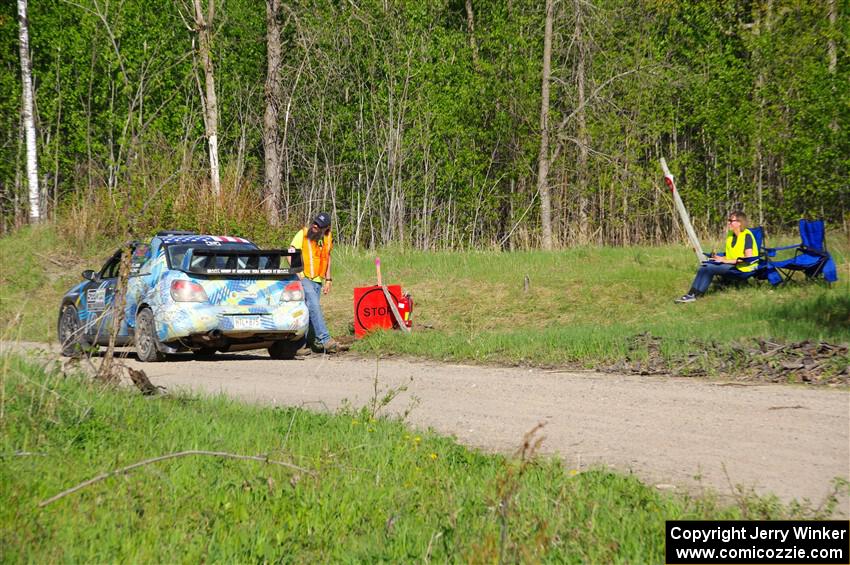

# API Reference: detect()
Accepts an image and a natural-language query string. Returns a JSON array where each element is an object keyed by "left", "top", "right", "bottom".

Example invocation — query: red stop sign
[{"left": 353, "top": 285, "right": 401, "bottom": 338}]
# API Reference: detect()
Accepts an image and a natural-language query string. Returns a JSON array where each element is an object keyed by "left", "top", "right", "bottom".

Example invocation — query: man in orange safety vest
[{"left": 290, "top": 212, "right": 341, "bottom": 353}]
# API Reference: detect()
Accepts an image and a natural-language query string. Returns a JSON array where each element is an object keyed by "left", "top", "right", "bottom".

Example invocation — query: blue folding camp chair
[
  {"left": 764, "top": 219, "right": 838, "bottom": 285},
  {"left": 705, "top": 225, "right": 770, "bottom": 284}
]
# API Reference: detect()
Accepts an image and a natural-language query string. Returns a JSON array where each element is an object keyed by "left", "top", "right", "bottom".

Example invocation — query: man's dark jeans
[{"left": 690, "top": 262, "right": 739, "bottom": 294}]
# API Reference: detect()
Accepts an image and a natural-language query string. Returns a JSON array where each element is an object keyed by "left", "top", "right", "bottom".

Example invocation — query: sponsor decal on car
[{"left": 86, "top": 285, "right": 108, "bottom": 311}]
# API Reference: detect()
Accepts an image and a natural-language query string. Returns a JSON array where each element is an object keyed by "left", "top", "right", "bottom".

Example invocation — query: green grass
[
  {"left": 1, "top": 224, "right": 848, "bottom": 370},
  {"left": 323, "top": 241, "right": 849, "bottom": 369},
  {"left": 1, "top": 355, "right": 838, "bottom": 562},
  {"left": 0, "top": 225, "right": 118, "bottom": 343}
]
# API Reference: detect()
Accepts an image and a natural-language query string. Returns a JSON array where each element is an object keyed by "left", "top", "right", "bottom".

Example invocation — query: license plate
[{"left": 232, "top": 316, "right": 261, "bottom": 330}]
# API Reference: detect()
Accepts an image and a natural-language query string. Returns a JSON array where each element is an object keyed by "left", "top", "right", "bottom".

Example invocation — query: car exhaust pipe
[{"left": 202, "top": 329, "right": 223, "bottom": 341}]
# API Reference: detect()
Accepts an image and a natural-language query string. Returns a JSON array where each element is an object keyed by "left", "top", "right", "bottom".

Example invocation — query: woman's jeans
[
  {"left": 690, "top": 262, "right": 737, "bottom": 294},
  {"left": 301, "top": 278, "right": 330, "bottom": 345}
]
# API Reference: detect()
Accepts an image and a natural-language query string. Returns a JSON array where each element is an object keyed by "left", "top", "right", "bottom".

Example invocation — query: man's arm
[{"left": 323, "top": 255, "right": 332, "bottom": 295}]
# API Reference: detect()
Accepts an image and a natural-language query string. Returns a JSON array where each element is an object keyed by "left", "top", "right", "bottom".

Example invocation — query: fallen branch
[
  {"left": 34, "top": 252, "right": 72, "bottom": 269},
  {"left": 39, "top": 450, "right": 316, "bottom": 507}
]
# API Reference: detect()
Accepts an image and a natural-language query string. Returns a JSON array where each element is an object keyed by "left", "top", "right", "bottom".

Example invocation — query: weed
[{"left": 0, "top": 355, "right": 837, "bottom": 562}]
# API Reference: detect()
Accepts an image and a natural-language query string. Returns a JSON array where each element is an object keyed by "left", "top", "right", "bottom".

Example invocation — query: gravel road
[{"left": 11, "top": 344, "right": 850, "bottom": 514}]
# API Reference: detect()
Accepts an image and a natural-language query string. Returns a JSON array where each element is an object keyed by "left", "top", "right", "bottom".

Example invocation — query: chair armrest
[{"left": 767, "top": 244, "right": 800, "bottom": 252}]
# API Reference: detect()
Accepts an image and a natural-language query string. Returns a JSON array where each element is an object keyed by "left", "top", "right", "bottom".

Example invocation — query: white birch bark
[
  {"left": 193, "top": 0, "right": 220, "bottom": 197},
  {"left": 536, "top": 0, "right": 554, "bottom": 250},
  {"left": 575, "top": 0, "right": 589, "bottom": 245},
  {"left": 828, "top": 0, "right": 837, "bottom": 132},
  {"left": 464, "top": 0, "right": 479, "bottom": 68},
  {"left": 17, "top": 0, "right": 40, "bottom": 222}
]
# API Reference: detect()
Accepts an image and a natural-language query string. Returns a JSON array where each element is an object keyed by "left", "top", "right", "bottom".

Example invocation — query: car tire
[
  {"left": 135, "top": 308, "right": 165, "bottom": 362},
  {"left": 192, "top": 347, "right": 217, "bottom": 360},
  {"left": 268, "top": 340, "right": 300, "bottom": 360},
  {"left": 58, "top": 304, "right": 92, "bottom": 357}
]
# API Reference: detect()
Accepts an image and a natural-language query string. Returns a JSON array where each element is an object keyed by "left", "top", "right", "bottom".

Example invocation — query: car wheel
[
  {"left": 135, "top": 308, "right": 165, "bottom": 362},
  {"left": 268, "top": 340, "right": 300, "bottom": 360},
  {"left": 192, "top": 347, "right": 217, "bottom": 360},
  {"left": 58, "top": 304, "right": 92, "bottom": 357}
]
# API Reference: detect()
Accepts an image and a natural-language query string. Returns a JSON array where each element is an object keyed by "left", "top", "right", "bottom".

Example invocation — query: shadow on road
[{"left": 82, "top": 349, "right": 272, "bottom": 363}]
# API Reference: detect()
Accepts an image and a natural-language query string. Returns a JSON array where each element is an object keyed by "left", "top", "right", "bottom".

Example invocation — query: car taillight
[
  {"left": 281, "top": 281, "right": 304, "bottom": 302},
  {"left": 170, "top": 279, "right": 208, "bottom": 302}
]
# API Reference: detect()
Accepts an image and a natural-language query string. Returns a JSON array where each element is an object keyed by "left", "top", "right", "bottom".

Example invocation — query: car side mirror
[{"left": 82, "top": 269, "right": 98, "bottom": 281}]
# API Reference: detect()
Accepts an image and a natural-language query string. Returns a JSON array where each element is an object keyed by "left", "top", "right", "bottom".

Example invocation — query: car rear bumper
[{"left": 153, "top": 302, "right": 309, "bottom": 343}]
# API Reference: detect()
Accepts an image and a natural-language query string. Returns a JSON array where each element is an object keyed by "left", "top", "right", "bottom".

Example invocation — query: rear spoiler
[{"left": 180, "top": 248, "right": 303, "bottom": 277}]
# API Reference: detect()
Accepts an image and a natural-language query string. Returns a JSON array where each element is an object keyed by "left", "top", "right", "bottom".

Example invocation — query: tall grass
[
  {"left": 57, "top": 163, "right": 292, "bottom": 250},
  {"left": 1, "top": 223, "right": 847, "bottom": 369},
  {"left": 322, "top": 244, "right": 849, "bottom": 369},
  {"left": 2, "top": 355, "right": 834, "bottom": 562}
]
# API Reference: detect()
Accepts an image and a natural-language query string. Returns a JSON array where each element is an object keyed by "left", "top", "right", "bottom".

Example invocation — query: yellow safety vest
[{"left": 725, "top": 228, "right": 758, "bottom": 272}]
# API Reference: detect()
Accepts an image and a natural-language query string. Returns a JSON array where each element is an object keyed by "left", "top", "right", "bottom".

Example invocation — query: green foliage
[
  {"left": 1, "top": 0, "right": 846, "bottom": 243},
  {"left": 1, "top": 354, "right": 830, "bottom": 562}
]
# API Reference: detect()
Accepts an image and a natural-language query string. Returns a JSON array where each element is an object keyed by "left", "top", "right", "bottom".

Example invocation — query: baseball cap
[{"left": 313, "top": 212, "right": 331, "bottom": 228}]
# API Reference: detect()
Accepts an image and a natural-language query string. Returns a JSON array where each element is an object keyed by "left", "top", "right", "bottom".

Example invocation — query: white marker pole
[{"left": 660, "top": 158, "right": 704, "bottom": 264}]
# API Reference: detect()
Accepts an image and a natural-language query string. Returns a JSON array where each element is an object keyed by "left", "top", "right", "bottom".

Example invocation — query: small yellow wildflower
[
  {"left": 429, "top": 453, "right": 438, "bottom": 460},
  {"left": 569, "top": 469, "right": 579, "bottom": 476},
  {"left": 414, "top": 436, "right": 421, "bottom": 444}
]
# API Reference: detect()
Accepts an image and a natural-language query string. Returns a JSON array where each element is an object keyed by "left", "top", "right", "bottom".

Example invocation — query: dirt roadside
[{"left": 8, "top": 343, "right": 849, "bottom": 515}]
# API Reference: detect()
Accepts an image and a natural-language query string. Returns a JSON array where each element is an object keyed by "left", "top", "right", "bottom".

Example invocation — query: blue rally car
[{"left": 58, "top": 231, "right": 309, "bottom": 361}]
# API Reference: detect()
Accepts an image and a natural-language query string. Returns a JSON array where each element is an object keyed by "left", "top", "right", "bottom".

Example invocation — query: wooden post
[
  {"left": 660, "top": 158, "right": 704, "bottom": 264},
  {"left": 375, "top": 256, "right": 409, "bottom": 333},
  {"left": 381, "top": 285, "right": 410, "bottom": 333}
]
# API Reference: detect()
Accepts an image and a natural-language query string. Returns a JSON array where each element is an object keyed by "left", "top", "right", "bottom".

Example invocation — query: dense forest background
[{"left": 1, "top": 0, "right": 847, "bottom": 248}]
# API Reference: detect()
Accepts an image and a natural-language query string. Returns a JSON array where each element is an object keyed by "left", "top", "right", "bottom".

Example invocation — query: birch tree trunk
[
  {"left": 536, "top": 0, "right": 554, "bottom": 250},
  {"left": 828, "top": 0, "right": 837, "bottom": 76},
  {"left": 263, "top": 0, "right": 282, "bottom": 224},
  {"left": 193, "top": 0, "right": 220, "bottom": 198},
  {"left": 575, "top": 0, "right": 589, "bottom": 245},
  {"left": 828, "top": 0, "right": 837, "bottom": 133},
  {"left": 751, "top": 0, "right": 772, "bottom": 227},
  {"left": 17, "top": 0, "right": 40, "bottom": 222},
  {"left": 464, "top": 0, "right": 479, "bottom": 69}
]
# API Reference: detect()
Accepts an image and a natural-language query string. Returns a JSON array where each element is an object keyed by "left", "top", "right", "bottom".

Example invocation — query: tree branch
[{"left": 39, "top": 450, "right": 316, "bottom": 507}]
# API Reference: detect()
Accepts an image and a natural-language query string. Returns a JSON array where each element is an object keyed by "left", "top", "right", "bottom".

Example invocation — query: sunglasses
[{"left": 727, "top": 218, "right": 739, "bottom": 223}]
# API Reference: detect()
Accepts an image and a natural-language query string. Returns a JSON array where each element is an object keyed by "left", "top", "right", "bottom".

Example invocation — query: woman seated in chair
[{"left": 675, "top": 211, "right": 758, "bottom": 303}]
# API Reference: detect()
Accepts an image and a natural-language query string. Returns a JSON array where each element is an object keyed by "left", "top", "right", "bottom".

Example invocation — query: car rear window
[{"left": 166, "top": 243, "right": 259, "bottom": 271}]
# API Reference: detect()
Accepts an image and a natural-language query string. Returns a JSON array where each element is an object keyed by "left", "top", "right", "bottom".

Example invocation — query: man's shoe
[
  {"left": 322, "top": 338, "right": 340, "bottom": 354},
  {"left": 674, "top": 293, "right": 697, "bottom": 304},
  {"left": 295, "top": 346, "right": 312, "bottom": 357}
]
